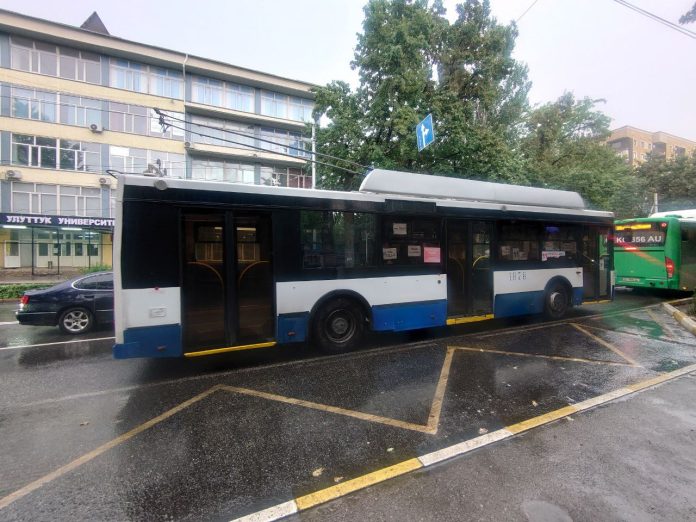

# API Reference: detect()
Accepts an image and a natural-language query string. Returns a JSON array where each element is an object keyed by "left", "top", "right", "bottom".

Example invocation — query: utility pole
[{"left": 311, "top": 120, "right": 317, "bottom": 189}]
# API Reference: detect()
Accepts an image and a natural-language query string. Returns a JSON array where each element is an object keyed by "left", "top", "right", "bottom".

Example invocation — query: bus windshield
[{"left": 615, "top": 222, "right": 667, "bottom": 248}]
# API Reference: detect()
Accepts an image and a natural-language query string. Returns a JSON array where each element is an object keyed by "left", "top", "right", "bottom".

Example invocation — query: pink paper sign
[{"left": 424, "top": 246, "right": 441, "bottom": 263}]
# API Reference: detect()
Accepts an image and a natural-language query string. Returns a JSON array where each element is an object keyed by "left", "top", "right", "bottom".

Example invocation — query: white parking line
[
  {"left": 0, "top": 336, "right": 115, "bottom": 351},
  {"left": 0, "top": 321, "right": 19, "bottom": 326}
]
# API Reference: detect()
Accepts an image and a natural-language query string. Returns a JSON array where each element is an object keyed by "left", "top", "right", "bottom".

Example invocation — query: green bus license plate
[{"left": 621, "top": 277, "right": 640, "bottom": 282}]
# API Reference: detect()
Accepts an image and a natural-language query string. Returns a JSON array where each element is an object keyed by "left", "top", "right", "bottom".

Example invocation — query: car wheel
[
  {"left": 312, "top": 298, "right": 365, "bottom": 354},
  {"left": 59, "top": 307, "right": 94, "bottom": 335},
  {"left": 544, "top": 282, "right": 570, "bottom": 320}
]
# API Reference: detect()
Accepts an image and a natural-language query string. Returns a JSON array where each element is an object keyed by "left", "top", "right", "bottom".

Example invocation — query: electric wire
[
  {"left": 0, "top": 91, "right": 368, "bottom": 176},
  {"left": 611, "top": 0, "right": 696, "bottom": 39},
  {"left": 156, "top": 117, "right": 365, "bottom": 177},
  {"left": 156, "top": 109, "right": 368, "bottom": 170},
  {"left": 516, "top": 0, "right": 540, "bottom": 22}
]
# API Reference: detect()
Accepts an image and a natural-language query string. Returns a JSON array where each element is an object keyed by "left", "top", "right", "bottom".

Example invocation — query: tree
[
  {"left": 313, "top": 0, "right": 530, "bottom": 189},
  {"left": 680, "top": 2, "right": 696, "bottom": 24},
  {"left": 636, "top": 152, "right": 696, "bottom": 211},
  {"left": 520, "top": 93, "right": 637, "bottom": 213}
]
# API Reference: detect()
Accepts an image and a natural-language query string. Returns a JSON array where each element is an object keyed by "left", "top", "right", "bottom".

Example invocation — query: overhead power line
[
  {"left": 611, "top": 0, "right": 696, "bottom": 40},
  {"left": 154, "top": 111, "right": 365, "bottom": 177},
  {"left": 517, "top": 0, "right": 540, "bottom": 23},
  {"left": 155, "top": 109, "right": 368, "bottom": 171}
]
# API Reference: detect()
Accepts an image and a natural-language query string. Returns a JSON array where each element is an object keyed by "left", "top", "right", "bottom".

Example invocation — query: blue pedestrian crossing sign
[{"left": 416, "top": 114, "right": 435, "bottom": 152}]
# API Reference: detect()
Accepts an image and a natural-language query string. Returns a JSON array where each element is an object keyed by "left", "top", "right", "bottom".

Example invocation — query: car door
[{"left": 74, "top": 273, "right": 114, "bottom": 324}]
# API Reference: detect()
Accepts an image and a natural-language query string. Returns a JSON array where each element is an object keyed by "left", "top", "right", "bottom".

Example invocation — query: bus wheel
[
  {"left": 544, "top": 283, "right": 570, "bottom": 320},
  {"left": 313, "top": 298, "right": 365, "bottom": 354}
]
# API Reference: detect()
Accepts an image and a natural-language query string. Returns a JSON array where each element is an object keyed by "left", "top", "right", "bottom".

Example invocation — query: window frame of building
[{"left": 9, "top": 36, "right": 101, "bottom": 84}]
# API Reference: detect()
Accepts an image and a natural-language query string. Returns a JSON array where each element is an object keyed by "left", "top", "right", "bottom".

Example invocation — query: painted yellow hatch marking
[
  {"left": 447, "top": 314, "right": 494, "bottom": 325},
  {"left": 184, "top": 341, "right": 276, "bottom": 357},
  {"left": 570, "top": 323, "right": 641, "bottom": 367},
  {"left": 452, "top": 345, "right": 635, "bottom": 367},
  {"left": 0, "top": 385, "right": 221, "bottom": 510}
]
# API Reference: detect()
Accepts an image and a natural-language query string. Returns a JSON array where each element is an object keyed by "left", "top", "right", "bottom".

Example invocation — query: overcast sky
[{"left": 3, "top": 0, "right": 695, "bottom": 140}]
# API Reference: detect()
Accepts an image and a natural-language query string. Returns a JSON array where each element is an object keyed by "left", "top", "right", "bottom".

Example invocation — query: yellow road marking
[
  {"left": 184, "top": 341, "right": 276, "bottom": 357},
  {"left": 450, "top": 345, "right": 635, "bottom": 367},
  {"left": 295, "top": 458, "right": 422, "bottom": 510},
  {"left": 218, "top": 385, "right": 435, "bottom": 433},
  {"left": 426, "top": 347, "right": 456, "bottom": 431},
  {"left": 570, "top": 323, "right": 641, "bottom": 367},
  {"left": 0, "top": 385, "right": 222, "bottom": 510}
]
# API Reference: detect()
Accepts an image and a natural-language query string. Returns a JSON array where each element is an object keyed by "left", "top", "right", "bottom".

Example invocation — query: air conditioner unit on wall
[
  {"left": 98, "top": 177, "right": 111, "bottom": 186},
  {"left": 89, "top": 123, "right": 103, "bottom": 133},
  {"left": 5, "top": 170, "right": 22, "bottom": 181}
]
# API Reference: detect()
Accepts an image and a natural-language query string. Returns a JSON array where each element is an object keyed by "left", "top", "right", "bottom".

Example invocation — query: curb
[
  {"left": 230, "top": 363, "right": 696, "bottom": 522},
  {"left": 662, "top": 302, "right": 696, "bottom": 336}
]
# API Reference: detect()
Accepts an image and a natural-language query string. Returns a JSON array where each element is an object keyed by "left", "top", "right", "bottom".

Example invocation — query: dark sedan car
[{"left": 16, "top": 272, "right": 114, "bottom": 334}]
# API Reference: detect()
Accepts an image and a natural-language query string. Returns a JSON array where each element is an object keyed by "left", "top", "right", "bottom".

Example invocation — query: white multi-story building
[{"left": 0, "top": 10, "right": 315, "bottom": 276}]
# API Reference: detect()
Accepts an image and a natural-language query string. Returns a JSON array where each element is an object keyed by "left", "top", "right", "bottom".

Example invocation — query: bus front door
[
  {"left": 181, "top": 211, "right": 274, "bottom": 353},
  {"left": 447, "top": 220, "right": 493, "bottom": 318}
]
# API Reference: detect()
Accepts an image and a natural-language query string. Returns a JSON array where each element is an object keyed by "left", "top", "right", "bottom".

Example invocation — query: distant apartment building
[
  {"left": 0, "top": 9, "right": 316, "bottom": 276},
  {"left": 607, "top": 126, "right": 696, "bottom": 167}
]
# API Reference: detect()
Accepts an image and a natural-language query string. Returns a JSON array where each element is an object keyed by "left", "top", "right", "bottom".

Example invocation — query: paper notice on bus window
[
  {"left": 393, "top": 223, "right": 408, "bottom": 236},
  {"left": 542, "top": 250, "right": 566, "bottom": 261},
  {"left": 424, "top": 246, "right": 441, "bottom": 263},
  {"left": 383, "top": 247, "right": 397, "bottom": 260},
  {"left": 501, "top": 245, "right": 511, "bottom": 257},
  {"left": 408, "top": 245, "right": 422, "bottom": 257}
]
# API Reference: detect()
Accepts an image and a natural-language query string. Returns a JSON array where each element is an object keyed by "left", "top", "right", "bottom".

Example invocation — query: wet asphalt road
[{"left": 0, "top": 289, "right": 695, "bottom": 521}]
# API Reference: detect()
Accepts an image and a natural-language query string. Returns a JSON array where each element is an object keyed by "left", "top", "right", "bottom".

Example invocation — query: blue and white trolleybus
[{"left": 113, "top": 169, "right": 614, "bottom": 358}]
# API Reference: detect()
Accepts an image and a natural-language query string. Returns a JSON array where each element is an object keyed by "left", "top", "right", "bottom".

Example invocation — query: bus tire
[
  {"left": 312, "top": 297, "right": 365, "bottom": 354},
  {"left": 544, "top": 282, "right": 570, "bottom": 320}
]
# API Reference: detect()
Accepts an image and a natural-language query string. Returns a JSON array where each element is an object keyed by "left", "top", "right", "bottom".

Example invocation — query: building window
[
  {"left": 259, "top": 127, "right": 310, "bottom": 157},
  {"left": 12, "top": 134, "right": 57, "bottom": 168},
  {"left": 191, "top": 76, "right": 255, "bottom": 113},
  {"left": 190, "top": 116, "right": 255, "bottom": 149},
  {"left": 260, "top": 91, "right": 289, "bottom": 119},
  {"left": 109, "top": 102, "right": 148, "bottom": 134},
  {"left": 59, "top": 140, "right": 101, "bottom": 172},
  {"left": 9, "top": 37, "right": 101, "bottom": 84},
  {"left": 60, "top": 94, "right": 102, "bottom": 127},
  {"left": 191, "top": 159, "right": 256, "bottom": 183},
  {"left": 109, "top": 59, "right": 183, "bottom": 99},
  {"left": 109, "top": 146, "right": 184, "bottom": 178},
  {"left": 10, "top": 182, "right": 103, "bottom": 217},
  {"left": 11, "top": 87, "right": 57, "bottom": 122},
  {"left": 259, "top": 166, "right": 311, "bottom": 188},
  {"left": 289, "top": 96, "right": 314, "bottom": 122},
  {"left": 191, "top": 76, "right": 223, "bottom": 106},
  {"left": 224, "top": 83, "right": 254, "bottom": 112}
]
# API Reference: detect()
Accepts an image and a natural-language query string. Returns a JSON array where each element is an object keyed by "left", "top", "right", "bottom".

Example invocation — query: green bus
[{"left": 615, "top": 210, "right": 696, "bottom": 291}]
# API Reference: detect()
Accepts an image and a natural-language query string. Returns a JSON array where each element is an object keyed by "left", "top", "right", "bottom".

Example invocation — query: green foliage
[
  {"left": 0, "top": 284, "right": 50, "bottom": 300},
  {"left": 313, "top": 0, "right": 530, "bottom": 189},
  {"left": 635, "top": 152, "right": 696, "bottom": 212},
  {"left": 79, "top": 264, "right": 112, "bottom": 274},
  {"left": 519, "top": 92, "right": 634, "bottom": 211}
]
